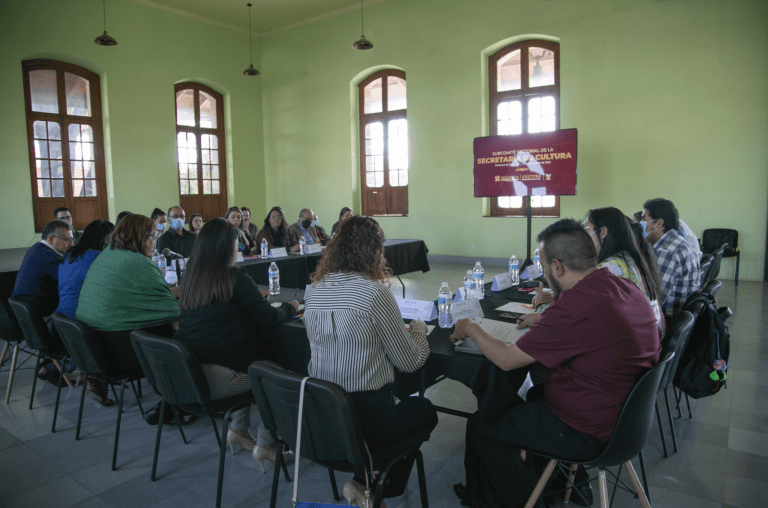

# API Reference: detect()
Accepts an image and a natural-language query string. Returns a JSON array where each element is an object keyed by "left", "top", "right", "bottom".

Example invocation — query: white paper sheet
[{"left": 494, "top": 302, "right": 536, "bottom": 314}]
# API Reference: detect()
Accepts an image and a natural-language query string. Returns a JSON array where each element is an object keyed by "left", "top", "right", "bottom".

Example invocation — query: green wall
[
  {"left": 1, "top": 0, "right": 766, "bottom": 281},
  {"left": 0, "top": 0, "right": 265, "bottom": 247},
  {"left": 260, "top": 0, "right": 768, "bottom": 281}
]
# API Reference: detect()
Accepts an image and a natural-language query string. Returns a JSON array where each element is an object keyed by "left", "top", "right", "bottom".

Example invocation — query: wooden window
[
  {"left": 358, "top": 70, "right": 408, "bottom": 216},
  {"left": 22, "top": 60, "right": 108, "bottom": 231},
  {"left": 175, "top": 83, "right": 227, "bottom": 220},
  {"left": 489, "top": 40, "right": 560, "bottom": 217}
]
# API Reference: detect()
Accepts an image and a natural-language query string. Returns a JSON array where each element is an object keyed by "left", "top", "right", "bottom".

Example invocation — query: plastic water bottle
[
  {"left": 151, "top": 248, "right": 158, "bottom": 266},
  {"left": 473, "top": 262, "right": 485, "bottom": 297},
  {"left": 437, "top": 282, "right": 452, "bottom": 329},
  {"left": 533, "top": 248, "right": 541, "bottom": 272},
  {"left": 509, "top": 255, "right": 520, "bottom": 285},
  {"left": 157, "top": 254, "right": 167, "bottom": 275},
  {"left": 261, "top": 239, "right": 268, "bottom": 258},
  {"left": 299, "top": 236, "right": 306, "bottom": 255},
  {"left": 268, "top": 262, "right": 280, "bottom": 295},
  {"left": 463, "top": 270, "right": 476, "bottom": 299}
]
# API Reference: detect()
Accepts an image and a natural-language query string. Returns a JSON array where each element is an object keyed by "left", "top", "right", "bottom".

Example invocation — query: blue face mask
[
  {"left": 311, "top": 220, "right": 318, "bottom": 227},
  {"left": 640, "top": 219, "right": 657, "bottom": 238},
  {"left": 171, "top": 218, "right": 184, "bottom": 230},
  {"left": 156, "top": 223, "right": 166, "bottom": 232}
]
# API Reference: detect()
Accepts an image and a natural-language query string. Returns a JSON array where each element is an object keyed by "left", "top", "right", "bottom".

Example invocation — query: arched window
[
  {"left": 489, "top": 40, "right": 560, "bottom": 217},
  {"left": 358, "top": 69, "right": 408, "bottom": 216},
  {"left": 175, "top": 82, "right": 227, "bottom": 220},
  {"left": 22, "top": 60, "right": 108, "bottom": 231}
]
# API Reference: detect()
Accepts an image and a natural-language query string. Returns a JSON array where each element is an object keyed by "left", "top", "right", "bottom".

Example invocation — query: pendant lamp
[
  {"left": 243, "top": 3, "right": 260, "bottom": 76},
  {"left": 352, "top": 0, "right": 373, "bottom": 50},
  {"left": 94, "top": 0, "right": 117, "bottom": 46}
]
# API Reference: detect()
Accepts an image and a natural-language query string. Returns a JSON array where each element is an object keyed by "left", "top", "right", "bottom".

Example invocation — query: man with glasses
[
  {"left": 54, "top": 206, "right": 82, "bottom": 244},
  {"left": 641, "top": 198, "right": 701, "bottom": 317},
  {"left": 156, "top": 206, "right": 197, "bottom": 258}
]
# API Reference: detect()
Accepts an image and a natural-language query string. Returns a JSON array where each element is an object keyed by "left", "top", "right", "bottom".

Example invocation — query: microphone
[{"left": 162, "top": 248, "right": 184, "bottom": 260}]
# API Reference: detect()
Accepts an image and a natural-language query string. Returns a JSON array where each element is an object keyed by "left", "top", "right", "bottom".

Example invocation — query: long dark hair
[
  {"left": 311, "top": 216, "right": 390, "bottom": 284},
  {"left": 225, "top": 206, "right": 244, "bottom": 231},
  {"left": 262, "top": 206, "right": 288, "bottom": 232},
  {"left": 188, "top": 213, "right": 203, "bottom": 233},
  {"left": 179, "top": 218, "right": 239, "bottom": 311},
  {"left": 630, "top": 221, "right": 663, "bottom": 301},
  {"left": 65, "top": 220, "right": 114, "bottom": 263},
  {"left": 338, "top": 206, "right": 352, "bottom": 220},
  {"left": 587, "top": 207, "right": 661, "bottom": 301},
  {"left": 108, "top": 214, "right": 154, "bottom": 255}
]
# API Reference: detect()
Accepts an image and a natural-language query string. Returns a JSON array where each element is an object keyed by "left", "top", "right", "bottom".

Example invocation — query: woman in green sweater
[{"left": 77, "top": 214, "right": 179, "bottom": 373}]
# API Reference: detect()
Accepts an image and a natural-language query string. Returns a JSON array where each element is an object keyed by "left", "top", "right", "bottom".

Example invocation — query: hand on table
[
  {"left": 533, "top": 283, "right": 552, "bottom": 307},
  {"left": 449, "top": 318, "right": 477, "bottom": 344},
  {"left": 409, "top": 318, "right": 428, "bottom": 335},
  {"left": 261, "top": 289, "right": 271, "bottom": 299},
  {"left": 289, "top": 300, "right": 300, "bottom": 311},
  {"left": 516, "top": 312, "right": 542, "bottom": 329},
  {"left": 290, "top": 244, "right": 301, "bottom": 252}
]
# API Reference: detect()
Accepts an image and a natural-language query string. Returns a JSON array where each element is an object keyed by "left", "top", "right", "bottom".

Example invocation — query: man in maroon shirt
[{"left": 450, "top": 219, "right": 660, "bottom": 508}]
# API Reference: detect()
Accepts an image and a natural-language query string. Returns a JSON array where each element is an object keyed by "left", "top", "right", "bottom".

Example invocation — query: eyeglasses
[
  {"left": 269, "top": 215, "right": 283, "bottom": 220},
  {"left": 169, "top": 214, "right": 186, "bottom": 219},
  {"left": 58, "top": 215, "right": 73, "bottom": 221},
  {"left": 54, "top": 236, "right": 75, "bottom": 244}
]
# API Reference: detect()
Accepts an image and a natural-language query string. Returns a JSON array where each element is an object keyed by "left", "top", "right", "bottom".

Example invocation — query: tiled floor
[{"left": 0, "top": 261, "right": 765, "bottom": 508}]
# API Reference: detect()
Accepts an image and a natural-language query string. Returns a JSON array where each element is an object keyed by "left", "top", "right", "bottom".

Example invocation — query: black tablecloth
[
  {"left": 383, "top": 239, "right": 430, "bottom": 276},
  {"left": 238, "top": 256, "right": 311, "bottom": 288}
]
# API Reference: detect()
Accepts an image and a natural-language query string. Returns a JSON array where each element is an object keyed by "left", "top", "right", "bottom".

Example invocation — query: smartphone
[{"left": 499, "top": 312, "right": 524, "bottom": 320}]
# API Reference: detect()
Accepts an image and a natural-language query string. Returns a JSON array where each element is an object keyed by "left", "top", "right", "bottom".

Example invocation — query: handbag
[{"left": 292, "top": 377, "right": 375, "bottom": 508}]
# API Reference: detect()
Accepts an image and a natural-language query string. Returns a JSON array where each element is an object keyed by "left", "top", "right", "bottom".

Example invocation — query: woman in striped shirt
[{"left": 304, "top": 216, "right": 438, "bottom": 506}]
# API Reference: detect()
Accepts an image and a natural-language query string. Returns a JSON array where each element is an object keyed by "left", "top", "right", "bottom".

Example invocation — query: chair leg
[
  {"left": 328, "top": 469, "right": 340, "bottom": 501},
  {"left": 129, "top": 381, "right": 145, "bottom": 417},
  {"left": 655, "top": 401, "right": 668, "bottom": 458},
  {"left": 0, "top": 341, "right": 9, "bottom": 368},
  {"left": 137, "top": 379, "right": 143, "bottom": 398},
  {"left": 674, "top": 387, "right": 683, "bottom": 418},
  {"left": 735, "top": 252, "right": 740, "bottom": 285},
  {"left": 151, "top": 399, "right": 166, "bottom": 481},
  {"left": 51, "top": 365, "right": 65, "bottom": 433},
  {"left": 5, "top": 345, "right": 19, "bottom": 403},
  {"left": 563, "top": 463, "right": 578, "bottom": 503},
  {"left": 524, "top": 459, "right": 557, "bottom": 508},
  {"left": 638, "top": 451, "right": 650, "bottom": 503},
  {"left": 112, "top": 381, "right": 128, "bottom": 471},
  {"left": 169, "top": 405, "right": 187, "bottom": 445},
  {"left": 76, "top": 376, "right": 88, "bottom": 440},
  {"left": 597, "top": 469, "right": 610, "bottom": 508},
  {"left": 50, "top": 358, "right": 73, "bottom": 387},
  {"left": 415, "top": 451, "right": 429, "bottom": 508},
  {"left": 623, "top": 461, "right": 652, "bottom": 508},
  {"left": 210, "top": 417, "right": 221, "bottom": 448},
  {"left": 664, "top": 387, "right": 678, "bottom": 453},
  {"left": 216, "top": 415, "right": 231, "bottom": 508},
  {"left": 685, "top": 393, "right": 692, "bottom": 418},
  {"left": 28, "top": 351, "right": 42, "bottom": 409},
  {"left": 270, "top": 441, "right": 284, "bottom": 508}
]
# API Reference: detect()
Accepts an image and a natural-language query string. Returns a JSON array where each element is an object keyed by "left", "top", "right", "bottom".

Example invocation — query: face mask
[
  {"left": 301, "top": 219, "right": 312, "bottom": 229},
  {"left": 640, "top": 220, "right": 657, "bottom": 238},
  {"left": 171, "top": 218, "right": 184, "bottom": 230},
  {"left": 311, "top": 220, "right": 318, "bottom": 227},
  {"left": 156, "top": 223, "right": 166, "bottom": 232}
]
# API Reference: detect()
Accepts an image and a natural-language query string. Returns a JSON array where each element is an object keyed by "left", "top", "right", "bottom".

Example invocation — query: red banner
[{"left": 473, "top": 129, "right": 578, "bottom": 197}]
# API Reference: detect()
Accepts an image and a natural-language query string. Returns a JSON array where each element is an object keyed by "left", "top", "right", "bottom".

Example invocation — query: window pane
[
  {"left": 199, "top": 91, "right": 217, "bottom": 128},
  {"left": 50, "top": 160, "right": 63, "bottom": 178},
  {"left": 497, "top": 196, "right": 524, "bottom": 209},
  {"left": 387, "top": 76, "right": 406, "bottom": 111},
  {"left": 531, "top": 195, "right": 542, "bottom": 207},
  {"left": 211, "top": 165, "right": 219, "bottom": 179},
  {"left": 29, "top": 69, "right": 58, "bottom": 114},
  {"left": 83, "top": 161, "right": 95, "bottom": 179},
  {"left": 34, "top": 139, "right": 48, "bottom": 159},
  {"left": 33, "top": 121, "right": 47, "bottom": 139},
  {"left": 542, "top": 195, "right": 556, "bottom": 207},
  {"left": 203, "top": 180, "right": 212, "bottom": 194},
  {"left": 388, "top": 119, "right": 408, "bottom": 187},
  {"left": 212, "top": 180, "right": 220, "bottom": 194},
  {"left": 497, "top": 49, "right": 521, "bottom": 92},
  {"left": 72, "top": 161, "right": 83, "bottom": 179},
  {"left": 528, "top": 96, "right": 556, "bottom": 133},
  {"left": 49, "top": 141, "right": 62, "bottom": 159},
  {"left": 38, "top": 180, "right": 51, "bottom": 197},
  {"left": 51, "top": 179, "right": 65, "bottom": 197},
  {"left": 375, "top": 172, "right": 384, "bottom": 188},
  {"left": 189, "top": 179, "right": 199, "bottom": 194},
  {"left": 36, "top": 160, "right": 50, "bottom": 179},
  {"left": 364, "top": 78, "right": 383, "bottom": 114},
  {"left": 188, "top": 164, "right": 198, "bottom": 179},
  {"left": 529, "top": 47, "right": 555, "bottom": 88},
  {"left": 180, "top": 180, "right": 190, "bottom": 195},
  {"left": 176, "top": 89, "right": 195, "bottom": 126},
  {"left": 497, "top": 100, "right": 522, "bottom": 135},
  {"left": 64, "top": 72, "right": 91, "bottom": 116},
  {"left": 73, "top": 179, "right": 84, "bottom": 197},
  {"left": 202, "top": 166, "right": 210, "bottom": 179},
  {"left": 47, "top": 122, "right": 61, "bottom": 140},
  {"left": 498, "top": 196, "right": 510, "bottom": 208}
]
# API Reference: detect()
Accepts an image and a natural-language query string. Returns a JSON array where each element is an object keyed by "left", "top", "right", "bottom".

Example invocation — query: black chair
[
  {"left": 702, "top": 279, "right": 722, "bottom": 297},
  {"left": 249, "top": 361, "right": 430, "bottom": 508},
  {"left": 8, "top": 298, "right": 73, "bottom": 410},
  {"left": 702, "top": 228, "right": 739, "bottom": 285},
  {"left": 130, "top": 331, "right": 253, "bottom": 508},
  {"left": 522, "top": 353, "right": 675, "bottom": 508},
  {"left": 704, "top": 246, "right": 725, "bottom": 285},
  {"left": 655, "top": 311, "right": 695, "bottom": 457},
  {"left": 0, "top": 293, "right": 30, "bottom": 404},
  {"left": 698, "top": 254, "right": 712, "bottom": 289},
  {"left": 51, "top": 313, "right": 145, "bottom": 469}
]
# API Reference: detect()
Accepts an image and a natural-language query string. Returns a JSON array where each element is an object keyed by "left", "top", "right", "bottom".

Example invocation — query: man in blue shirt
[{"left": 288, "top": 208, "right": 320, "bottom": 247}]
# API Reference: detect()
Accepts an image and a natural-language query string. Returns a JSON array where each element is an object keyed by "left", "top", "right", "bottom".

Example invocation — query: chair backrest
[
  {"left": 591, "top": 352, "right": 674, "bottom": 468},
  {"left": 705, "top": 246, "right": 725, "bottom": 283},
  {"left": 658, "top": 311, "right": 694, "bottom": 390},
  {"left": 702, "top": 228, "right": 738, "bottom": 253},
  {"left": 0, "top": 297, "right": 23, "bottom": 344},
  {"left": 701, "top": 279, "right": 721, "bottom": 297},
  {"left": 51, "top": 313, "right": 110, "bottom": 377},
  {"left": 8, "top": 297, "right": 54, "bottom": 352},
  {"left": 699, "top": 254, "right": 712, "bottom": 285},
  {"left": 130, "top": 330, "right": 211, "bottom": 407},
  {"left": 248, "top": 361, "right": 368, "bottom": 478}
]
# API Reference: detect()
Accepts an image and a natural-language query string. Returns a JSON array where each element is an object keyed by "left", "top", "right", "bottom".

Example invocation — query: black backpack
[{"left": 673, "top": 292, "right": 731, "bottom": 399}]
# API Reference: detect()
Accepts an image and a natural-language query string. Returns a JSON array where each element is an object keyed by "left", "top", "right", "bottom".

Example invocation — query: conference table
[{"left": 264, "top": 279, "right": 542, "bottom": 420}]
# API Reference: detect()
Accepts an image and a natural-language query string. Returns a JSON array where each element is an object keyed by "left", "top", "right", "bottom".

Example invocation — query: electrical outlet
[{"left": 471, "top": 244, "right": 475, "bottom": 251}]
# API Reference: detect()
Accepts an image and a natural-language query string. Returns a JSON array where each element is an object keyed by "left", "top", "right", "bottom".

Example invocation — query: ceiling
[{"left": 129, "top": 0, "right": 386, "bottom": 35}]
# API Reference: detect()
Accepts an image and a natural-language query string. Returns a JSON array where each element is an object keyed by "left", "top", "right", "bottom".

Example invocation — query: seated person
[
  {"left": 12, "top": 219, "right": 72, "bottom": 317},
  {"left": 312, "top": 212, "right": 329, "bottom": 246},
  {"left": 240, "top": 207, "right": 259, "bottom": 240},
  {"left": 330, "top": 206, "right": 353, "bottom": 237},
  {"left": 55, "top": 219, "right": 115, "bottom": 404},
  {"left": 174, "top": 218, "right": 298, "bottom": 468},
  {"left": 451, "top": 219, "right": 660, "bottom": 508},
  {"left": 115, "top": 211, "right": 132, "bottom": 226},
  {"left": 254, "top": 207, "right": 300, "bottom": 253},
  {"left": 288, "top": 208, "right": 320, "bottom": 247},
  {"left": 304, "top": 216, "right": 438, "bottom": 505},
  {"left": 188, "top": 213, "right": 203, "bottom": 234},
  {"left": 225, "top": 206, "right": 256, "bottom": 256},
  {"left": 54, "top": 206, "right": 82, "bottom": 244},
  {"left": 641, "top": 198, "right": 701, "bottom": 317},
  {"left": 156, "top": 206, "right": 196, "bottom": 258},
  {"left": 150, "top": 207, "right": 167, "bottom": 239},
  {"left": 77, "top": 214, "right": 180, "bottom": 375}
]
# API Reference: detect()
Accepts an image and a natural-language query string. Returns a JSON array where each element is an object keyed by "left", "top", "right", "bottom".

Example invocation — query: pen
[{"left": 292, "top": 289, "right": 298, "bottom": 301}]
